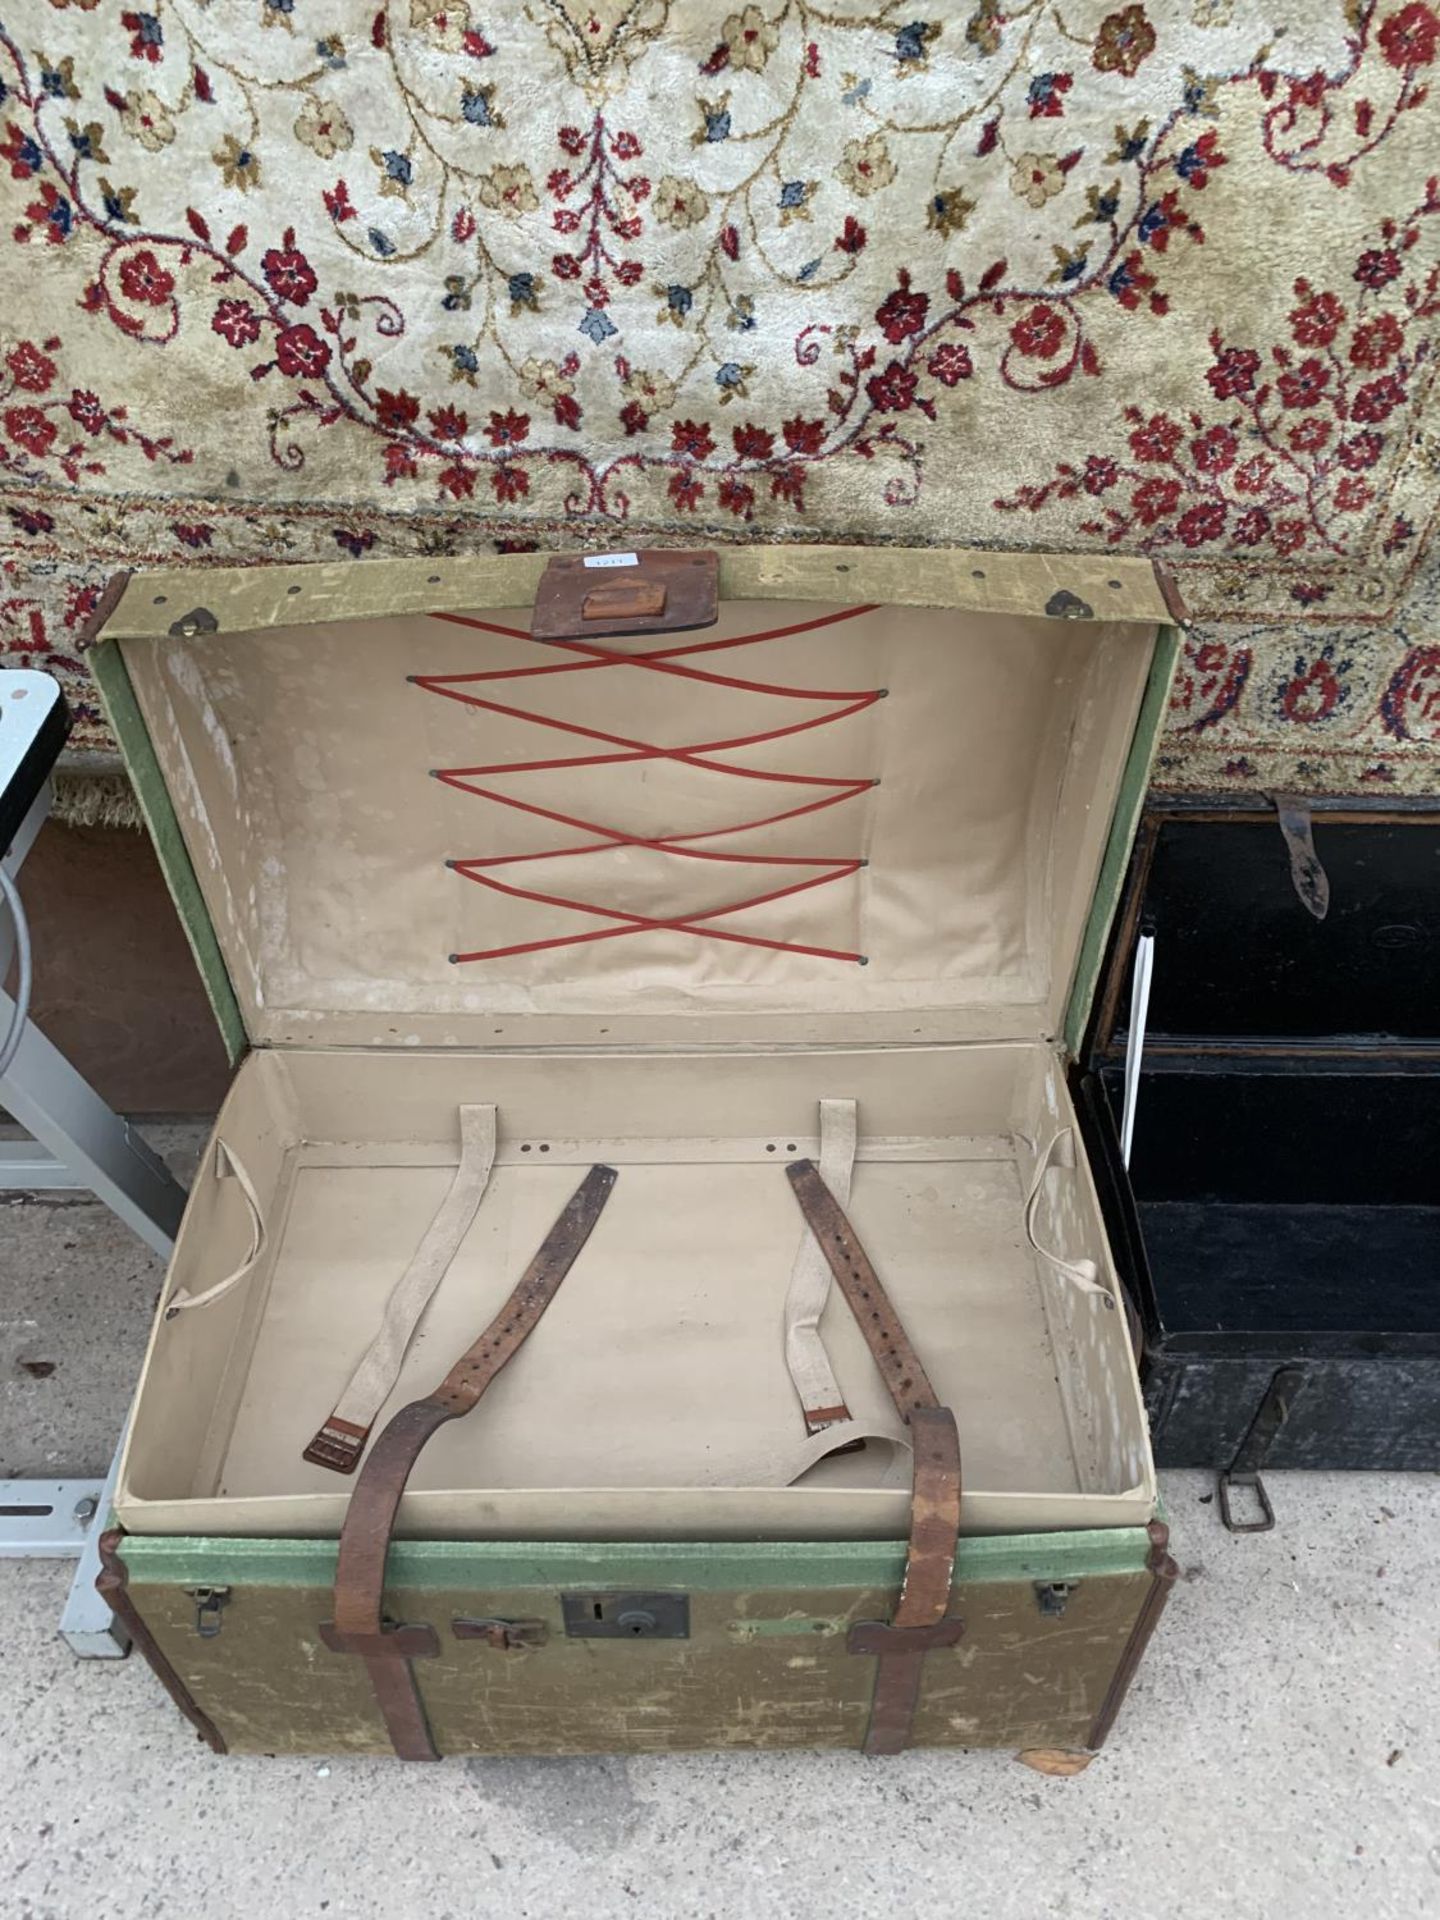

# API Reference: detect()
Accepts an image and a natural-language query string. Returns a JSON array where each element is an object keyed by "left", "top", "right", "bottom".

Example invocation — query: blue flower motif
[
  {"left": 578, "top": 307, "right": 618, "bottom": 344},
  {"left": 369, "top": 227, "right": 396, "bottom": 256},
  {"left": 46, "top": 196, "right": 73, "bottom": 240},
  {"left": 1107, "top": 258, "right": 1138, "bottom": 300},
  {"left": 715, "top": 362, "right": 743, "bottom": 388},
  {"left": 133, "top": 13, "right": 162, "bottom": 47},
  {"left": 451, "top": 344, "right": 480, "bottom": 374},
  {"left": 1057, "top": 250, "right": 1088, "bottom": 283},
  {"left": 461, "top": 87, "right": 496, "bottom": 126},
  {"left": 1173, "top": 142, "right": 1206, "bottom": 182},
  {"left": 69, "top": 126, "right": 102, "bottom": 161},
  {"left": 315, "top": 37, "right": 347, "bottom": 69},
  {"left": 703, "top": 106, "right": 731, "bottom": 142},
  {"left": 15, "top": 133, "right": 43, "bottom": 173},
  {"left": 39, "top": 65, "right": 67, "bottom": 98},
  {"left": 667, "top": 284, "right": 693, "bottom": 318},
  {"left": 508, "top": 271, "right": 538, "bottom": 310},
  {"left": 101, "top": 183, "right": 133, "bottom": 223},
  {"left": 265, "top": 0, "right": 294, "bottom": 14},
  {"left": 893, "top": 22, "right": 936, "bottom": 64},
  {"left": 842, "top": 76, "right": 872, "bottom": 105},
  {"left": 796, "top": 258, "right": 821, "bottom": 282},
  {"left": 1137, "top": 201, "right": 1170, "bottom": 247},
  {"left": 779, "top": 179, "right": 808, "bottom": 209},
  {"left": 381, "top": 150, "right": 412, "bottom": 186}
]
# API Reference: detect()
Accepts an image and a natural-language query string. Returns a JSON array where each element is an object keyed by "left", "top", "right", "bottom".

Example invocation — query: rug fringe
[{"left": 50, "top": 768, "right": 143, "bottom": 832}]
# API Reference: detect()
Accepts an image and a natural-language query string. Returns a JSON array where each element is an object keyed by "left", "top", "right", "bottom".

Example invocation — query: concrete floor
[{"left": 2, "top": 1150, "right": 1437, "bottom": 1920}]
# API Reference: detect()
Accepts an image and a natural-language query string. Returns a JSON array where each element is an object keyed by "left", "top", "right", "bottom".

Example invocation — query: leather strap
[
  {"left": 305, "top": 1104, "right": 499, "bottom": 1472},
  {"left": 785, "top": 1158, "right": 964, "bottom": 1756},
  {"left": 320, "top": 1163, "right": 617, "bottom": 1759}
]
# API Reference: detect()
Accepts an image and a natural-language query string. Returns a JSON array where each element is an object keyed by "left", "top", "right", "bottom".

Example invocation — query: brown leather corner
[
  {"left": 1150, "top": 560, "right": 1190, "bottom": 628},
  {"left": 76, "top": 570, "right": 134, "bottom": 650},
  {"left": 1084, "top": 1519, "right": 1178, "bottom": 1751},
  {"left": 95, "top": 1529, "right": 227, "bottom": 1754}
]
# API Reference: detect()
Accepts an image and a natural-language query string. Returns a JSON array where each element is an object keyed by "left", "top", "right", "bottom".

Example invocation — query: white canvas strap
[
  {"left": 303, "top": 1104, "right": 498, "bottom": 1472},
  {"left": 783, "top": 1097, "right": 859, "bottom": 1431},
  {"left": 163, "top": 1140, "right": 265, "bottom": 1320},
  {"left": 693, "top": 1421, "right": 913, "bottom": 1491},
  {"left": 1023, "top": 1129, "right": 1112, "bottom": 1299}
]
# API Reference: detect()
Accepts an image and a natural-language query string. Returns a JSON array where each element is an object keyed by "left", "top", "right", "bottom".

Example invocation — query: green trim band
[
  {"left": 88, "top": 639, "right": 248, "bottom": 1063},
  {"left": 118, "top": 1527, "right": 1154, "bottom": 1592},
  {"left": 1063, "top": 622, "right": 1180, "bottom": 1057}
]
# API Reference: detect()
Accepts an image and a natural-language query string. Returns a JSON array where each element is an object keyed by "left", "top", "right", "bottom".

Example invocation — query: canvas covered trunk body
[
  {"left": 88, "top": 545, "right": 1180, "bottom": 1760},
  {"left": 1082, "top": 799, "right": 1440, "bottom": 1526}
]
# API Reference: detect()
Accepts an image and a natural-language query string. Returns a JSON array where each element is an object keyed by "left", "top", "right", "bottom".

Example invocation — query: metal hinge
[
  {"left": 561, "top": 1592, "right": 690, "bottom": 1639},
  {"left": 183, "top": 1585, "right": 231, "bottom": 1638},
  {"left": 1034, "top": 1581, "right": 1078, "bottom": 1617}
]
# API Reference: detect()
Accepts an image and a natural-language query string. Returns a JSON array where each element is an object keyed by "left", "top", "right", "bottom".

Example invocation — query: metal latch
[
  {"left": 451, "top": 1615, "right": 548, "bottom": 1650},
  {"left": 183, "top": 1586, "right": 230, "bottom": 1638},
  {"left": 1219, "top": 1366, "right": 1307, "bottom": 1534},
  {"left": 1034, "top": 1581, "right": 1078, "bottom": 1617},
  {"left": 561, "top": 1592, "right": 690, "bottom": 1639}
]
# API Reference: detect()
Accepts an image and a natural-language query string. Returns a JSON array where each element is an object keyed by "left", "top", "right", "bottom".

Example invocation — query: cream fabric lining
[
  {"left": 117, "top": 602, "right": 1154, "bottom": 1050},
  {"left": 115, "top": 1043, "right": 1156, "bottom": 1541}
]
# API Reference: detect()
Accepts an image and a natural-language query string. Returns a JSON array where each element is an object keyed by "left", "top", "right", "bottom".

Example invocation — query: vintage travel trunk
[
  {"left": 1081, "top": 798, "right": 1440, "bottom": 1527},
  {"left": 87, "top": 545, "right": 1181, "bottom": 1761}
]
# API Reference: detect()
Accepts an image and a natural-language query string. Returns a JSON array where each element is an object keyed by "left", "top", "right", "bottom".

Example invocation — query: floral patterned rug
[{"left": 1, "top": 0, "right": 1438, "bottom": 796}]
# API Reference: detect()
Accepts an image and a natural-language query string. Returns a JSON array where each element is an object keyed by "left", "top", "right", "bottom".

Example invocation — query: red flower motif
[
  {"left": 865, "top": 360, "right": 918, "bottom": 411},
  {"left": 3, "top": 405, "right": 56, "bottom": 456},
  {"left": 1337, "top": 430, "right": 1384, "bottom": 470},
  {"left": 1378, "top": 2, "right": 1440, "bottom": 69},
  {"left": 1233, "top": 454, "right": 1274, "bottom": 495},
  {"left": 1175, "top": 501, "right": 1227, "bottom": 546},
  {"left": 1276, "top": 357, "right": 1330, "bottom": 409},
  {"left": 612, "top": 130, "right": 642, "bottom": 160},
  {"left": 669, "top": 470, "right": 704, "bottom": 512},
  {"left": 1190, "top": 424, "right": 1237, "bottom": 472},
  {"left": 439, "top": 465, "right": 477, "bottom": 500},
  {"left": 261, "top": 240, "right": 318, "bottom": 307},
  {"left": 491, "top": 465, "right": 529, "bottom": 503},
  {"left": 383, "top": 443, "right": 418, "bottom": 484},
  {"left": 1206, "top": 344, "right": 1260, "bottom": 399},
  {"left": 927, "top": 342, "right": 973, "bottom": 385},
  {"left": 1271, "top": 519, "right": 1308, "bottom": 555},
  {"left": 835, "top": 215, "right": 867, "bottom": 255},
  {"left": 1129, "top": 412, "right": 1182, "bottom": 462},
  {"left": 1334, "top": 474, "right": 1373, "bottom": 511},
  {"left": 1233, "top": 507, "right": 1271, "bottom": 546},
  {"left": 875, "top": 272, "right": 929, "bottom": 344},
  {"left": 1009, "top": 303, "right": 1066, "bottom": 359},
  {"left": 212, "top": 298, "right": 262, "bottom": 348},
  {"left": 619, "top": 400, "right": 648, "bottom": 436},
  {"left": 733, "top": 422, "right": 775, "bottom": 460},
  {"left": 671, "top": 418, "right": 715, "bottom": 459},
  {"left": 1349, "top": 311, "right": 1404, "bottom": 369},
  {"left": 1353, "top": 247, "right": 1402, "bottom": 288},
  {"left": 718, "top": 476, "right": 755, "bottom": 518},
  {"left": 6, "top": 340, "right": 56, "bottom": 393},
  {"left": 1081, "top": 454, "right": 1118, "bottom": 494},
  {"left": 274, "top": 323, "right": 332, "bottom": 378},
  {"left": 1288, "top": 416, "right": 1331, "bottom": 453},
  {"left": 117, "top": 249, "right": 174, "bottom": 306},
  {"left": 66, "top": 389, "right": 106, "bottom": 435},
  {"left": 1130, "top": 476, "right": 1181, "bottom": 524},
  {"left": 428, "top": 405, "right": 469, "bottom": 441},
  {"left": 1288, "top": 287, "right": 1345, "bottom": 346},
  {"left": 484, "top": 407, "right": 529, "bottom": 446},
  {"left": 1351, "top": 372, "right": 1407, "bottom": 422},
  {"left": 375, "top": 388, "right": 421, "bottom": 431},
  {"left": 782, "top": 416, "right": 827, "bottom": 454},
  {"left": 553, "top": 393, "right": 582, "bottom": 431}
]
